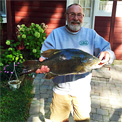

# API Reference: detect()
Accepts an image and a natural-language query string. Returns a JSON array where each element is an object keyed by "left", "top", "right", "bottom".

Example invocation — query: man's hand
[
  {"left": 99, "top": 51, "right": 110, "bottom": 65},
  {"left": 36, "top": 57, "right": 50, "bottom": 74}
]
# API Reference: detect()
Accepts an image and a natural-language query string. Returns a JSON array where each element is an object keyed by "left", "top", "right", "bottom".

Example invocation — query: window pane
[
  {"left": 99, "top": 1, "right": 112, "bottom": 12},
  {"left": 80, "top": 0, "right": 85, "bottom": 7},
  {"left": 80, "top": 0, "right": 91, "bottom": 17},
  {"left": 85, "top": 0, "right": 91, "bottom": 7},
  {"left": 85, "top": 8, "right": 91, "bottom": 17},
  {"left": 0, "top": 0, "right": 6, "bottom": 15}
]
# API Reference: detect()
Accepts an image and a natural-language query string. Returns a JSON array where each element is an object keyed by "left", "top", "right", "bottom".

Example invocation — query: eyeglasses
[{"left": 67, "top": 13, "right": 84, "bottom": 18}]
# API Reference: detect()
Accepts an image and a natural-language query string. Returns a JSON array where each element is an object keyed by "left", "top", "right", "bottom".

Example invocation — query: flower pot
[{"left": 8, "top": 80, "right": 21, "bottom": 91}]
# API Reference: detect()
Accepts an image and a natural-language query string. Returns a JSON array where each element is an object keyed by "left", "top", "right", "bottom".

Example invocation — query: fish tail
[{"left": 21, "top": 60, "right": 41, "bottom": 75}]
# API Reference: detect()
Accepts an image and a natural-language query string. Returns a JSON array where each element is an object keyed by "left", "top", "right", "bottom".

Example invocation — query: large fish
[{"left": 22, "top": 49, "right": 103, "bottom": 79}]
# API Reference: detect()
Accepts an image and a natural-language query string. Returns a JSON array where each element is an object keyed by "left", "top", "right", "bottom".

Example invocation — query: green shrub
[
  {"left": 17, "top": 23, "right": 47, "bottom": 59},
  {"left": 0, "top": 39, "right": 25, "bottom": 66}
]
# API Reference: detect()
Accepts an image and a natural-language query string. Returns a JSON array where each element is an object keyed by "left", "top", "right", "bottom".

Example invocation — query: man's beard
[{"left": 67, "top": 20, "right": 82, "bottom": 31}]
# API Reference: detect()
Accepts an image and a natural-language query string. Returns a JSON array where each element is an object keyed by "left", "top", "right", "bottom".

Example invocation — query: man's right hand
[{"left": 36, "top": 57, "right": 50, "bottom": 74}]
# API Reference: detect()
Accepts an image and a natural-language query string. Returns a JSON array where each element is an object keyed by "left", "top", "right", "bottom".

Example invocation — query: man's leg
[
  {"left": 50, "top": 92, "right": 72, "bottom": 122},
  {"left": 72, "top": 96, "right": 91, "bottom": 122}
]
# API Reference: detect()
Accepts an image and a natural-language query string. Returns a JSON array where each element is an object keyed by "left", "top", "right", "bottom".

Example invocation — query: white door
[{"left": 67, "top": 0, "right": 94, "bottom": 28}]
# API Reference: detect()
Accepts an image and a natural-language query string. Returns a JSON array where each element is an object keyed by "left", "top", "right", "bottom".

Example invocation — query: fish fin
[
  {"left": 41, "top": 49, "right": 61, "bottom": 58},
  {"left": 21, "top": 60, "right": 39, "bottom": 74},
  {"left": 45, "top": 72, "right": 57, "bottom": 79},
  {"left": 21, "top": 69, "right": 35, "bottom": 75}
]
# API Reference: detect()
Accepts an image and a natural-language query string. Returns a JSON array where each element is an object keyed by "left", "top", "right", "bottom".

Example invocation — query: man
[{"left": 36, "top": 3, "right": 115, "bottom": 122}]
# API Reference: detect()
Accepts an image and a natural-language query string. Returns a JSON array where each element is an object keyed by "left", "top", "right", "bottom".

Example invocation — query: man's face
[{"left": 66, "top": 5, "right": 84, "bottom": 32}]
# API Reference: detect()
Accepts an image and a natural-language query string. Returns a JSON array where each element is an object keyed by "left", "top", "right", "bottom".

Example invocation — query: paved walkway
[{"left": 27, "top": 64, "right": 122, "bottom": 122}]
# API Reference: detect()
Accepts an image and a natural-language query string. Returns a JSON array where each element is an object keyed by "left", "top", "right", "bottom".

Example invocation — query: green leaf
[
  {"left": 6, "top": 55, "right": 13, "bottom": 58},
  {"left": 13, "top": 44, "right": 16, "bottom": 47},
  {"left": 15, "top": 57, "right": 19, "bottom": 61},
  {"left": 16, "top": 42, "right": 20, "bottom": 45},
  {"left": 20, "top": 55, "right": 23, "bottom": 59},
  {"left": 17, "top": 50, "right": 21, "bottom": 53}
]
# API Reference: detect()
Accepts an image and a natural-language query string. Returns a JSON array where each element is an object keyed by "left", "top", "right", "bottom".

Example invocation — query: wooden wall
[
  {"left": 95, "top": 16, "right": 122, "bottom": 60},
  {"left": 0, "top": 23, "right": 7, "bottom": 47},
  {"left": 4, "top": 2, "right": 122, "bottom": 60},
  {"left": 11, "top": 0, "right": 66, "bottom": 37}
]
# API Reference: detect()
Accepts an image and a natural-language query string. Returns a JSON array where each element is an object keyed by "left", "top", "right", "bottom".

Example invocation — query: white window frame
[
  {"left": 92, "top": 0, "right": 122, "bottom": 28},
  {"left": 0, "top": 0, "right": 7, "bottom": 23}
]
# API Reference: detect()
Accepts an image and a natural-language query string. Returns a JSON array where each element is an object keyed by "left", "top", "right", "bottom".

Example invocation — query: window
[
  {"left": 99, "top": 0, "right": 113, "bottom": 12},
  {"left": 0, "top": 0, "right": 7, "bottom": 23},
  {"left": 79, "top": 0, "right": 92, "bottom": 17}
]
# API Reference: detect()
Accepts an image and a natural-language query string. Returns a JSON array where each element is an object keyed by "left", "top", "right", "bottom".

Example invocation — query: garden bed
[
  {"left": 0, "top": 74, "right": 34, "bottom": 122},
  {"left": 0, "top": 22, "right": 47, "bottom": 122}
]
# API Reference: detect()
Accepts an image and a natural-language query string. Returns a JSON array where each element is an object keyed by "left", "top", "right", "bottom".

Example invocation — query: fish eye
[
  {"left": 88, "top": 58, "right": 93, "bottom": 63},
  {"left": 89, "top": 58, "right": 93, "bottom": 61},
  {"left": 89, "top": 58, "right": 92, "bottom": 61}
]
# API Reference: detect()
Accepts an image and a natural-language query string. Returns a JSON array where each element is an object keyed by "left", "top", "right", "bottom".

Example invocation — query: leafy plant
[
  {"left": 0, "top": 39, "right": 25, "bottom": 67},
  {"left": 17, "top": 23, "right": 47, "bottom": 59}
]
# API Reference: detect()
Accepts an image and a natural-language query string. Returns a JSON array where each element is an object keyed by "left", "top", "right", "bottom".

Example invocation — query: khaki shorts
[{"left": 50, "top": 92, "right": 90, "bottom": 122}]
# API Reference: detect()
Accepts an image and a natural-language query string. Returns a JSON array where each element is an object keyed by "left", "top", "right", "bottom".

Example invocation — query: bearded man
[{"left": 36, "top": 3, "right": 115, "bottom": 122}]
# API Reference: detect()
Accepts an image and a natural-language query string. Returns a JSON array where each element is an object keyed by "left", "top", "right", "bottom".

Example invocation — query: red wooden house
[{"left": 1, "top": 0, "right": 122, "bottom": 59}]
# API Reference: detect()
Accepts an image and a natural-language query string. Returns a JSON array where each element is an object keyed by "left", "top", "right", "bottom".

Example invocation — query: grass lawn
[{"left": 0, "top": 75, "right": 34, "bottom": 122}]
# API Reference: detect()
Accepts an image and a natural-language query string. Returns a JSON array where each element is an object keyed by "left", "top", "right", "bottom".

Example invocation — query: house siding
[
  {"left": 95, "top": 16, "right": 122, "bottom": 60},
  {"left": 3, "top": 1, "right": 122, "bottom": 60},
  {"left": 12, "top": 1, "right": 66, "bottom": 36}
]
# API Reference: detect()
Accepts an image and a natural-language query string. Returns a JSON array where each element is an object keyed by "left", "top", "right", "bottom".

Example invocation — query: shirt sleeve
[
  {"left": 41, "top": 30, "right": 56, "bottom": 53},
  {"left": 93, "top": 30, "right": 115, "bottom": 64}
]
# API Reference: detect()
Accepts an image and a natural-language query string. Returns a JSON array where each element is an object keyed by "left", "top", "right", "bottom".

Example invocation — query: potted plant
[
  {"left": 0, "top": 62, "right": 23, "bottom": 90},
  {"left": 8, "top": 80, "right": 21, "bottom": 91}
]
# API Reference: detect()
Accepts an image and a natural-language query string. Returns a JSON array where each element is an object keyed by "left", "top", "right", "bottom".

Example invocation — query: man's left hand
[{"left": 99, "top": 51, "right": 110, "bottom": 65}]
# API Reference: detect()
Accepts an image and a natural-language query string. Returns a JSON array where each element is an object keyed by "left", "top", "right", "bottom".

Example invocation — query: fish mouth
[{"left": 92, "top": 60, "right": 104, "bottom": 69}]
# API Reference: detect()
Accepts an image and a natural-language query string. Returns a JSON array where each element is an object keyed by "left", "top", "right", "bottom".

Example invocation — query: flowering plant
[
  {"left": 0, "top": 62, "right": 23, "bottom": 81},
  {"left": 17, "top": 23, "right": 47, "bottom": 59},
  {"left": 0, "top": 40, "right": 25, "bottom": 82}
]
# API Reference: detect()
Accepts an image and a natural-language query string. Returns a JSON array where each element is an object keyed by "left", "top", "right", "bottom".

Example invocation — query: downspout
[{"left": 109, "top": 0, "right": 117, "bottom": 50}]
